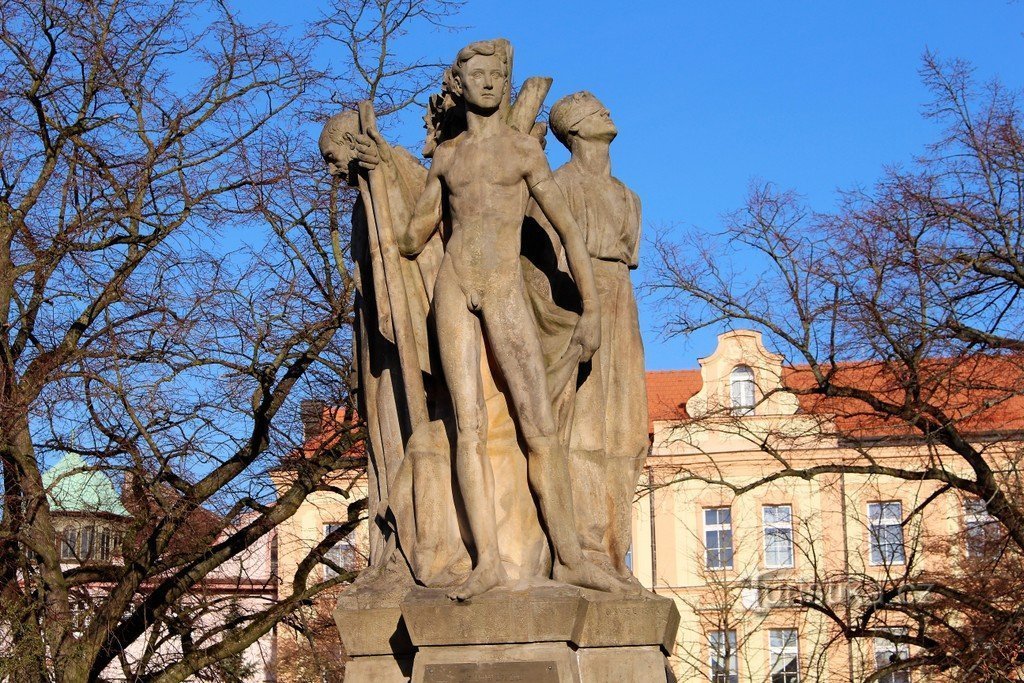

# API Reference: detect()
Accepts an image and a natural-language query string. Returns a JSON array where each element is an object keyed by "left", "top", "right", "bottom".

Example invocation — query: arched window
[{"left": 730, "top": 365, "right": 755, "bottom": 416}]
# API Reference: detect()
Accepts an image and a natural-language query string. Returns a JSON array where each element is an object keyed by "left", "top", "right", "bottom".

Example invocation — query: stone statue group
[{"left": 320, "top": 39, "right": 649, "bottom": 603}]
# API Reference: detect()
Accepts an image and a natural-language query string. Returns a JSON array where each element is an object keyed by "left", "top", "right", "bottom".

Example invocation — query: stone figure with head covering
[{"left": 538, "top": 90, "right": 650, "bottom": 582}]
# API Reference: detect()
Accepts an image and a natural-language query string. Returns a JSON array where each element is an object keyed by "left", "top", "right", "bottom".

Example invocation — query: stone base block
[
  {"left": 402, "top": 585, "right": 583, "bottom": 646},
  {"left": 343, "top": 654, "right": 414, "bottom": 683},
  {"left": 337, "top": 584, "right": 680, "bottom": 681},
  {"left": 335, "top": 595, "right": 416, "bottom": 682},
  {"left": 401, "top": 585, "right": 679, "bottom": 655},
  {"left": 573, "top": 589, "right": 681, "bottom": 654},
  {"left": 576, "top": 645, "right": 667, "bottom": 682},
  {"left": 413, "top": 642, "right": 577, "bottom": 683},
  {"left": 333, "top": 604, "right": 413, "bottom": 656}
]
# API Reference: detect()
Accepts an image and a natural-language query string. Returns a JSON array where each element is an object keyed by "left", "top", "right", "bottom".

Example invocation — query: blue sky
[{"left": 245, "top": 0, "right": 1024, "bottom": 369}]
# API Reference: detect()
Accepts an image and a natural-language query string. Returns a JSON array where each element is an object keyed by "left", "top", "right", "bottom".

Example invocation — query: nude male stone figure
[{"left": 397, "top": 40, "right": 630, "bottom": 600}]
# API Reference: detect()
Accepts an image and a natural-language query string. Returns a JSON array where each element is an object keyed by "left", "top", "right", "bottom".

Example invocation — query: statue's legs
[
  {"left": 433, "top": 262, "right": 507, "bottom": 600},
  {"left": 479, "top": 276, "right": 634, "bottom": 594}
]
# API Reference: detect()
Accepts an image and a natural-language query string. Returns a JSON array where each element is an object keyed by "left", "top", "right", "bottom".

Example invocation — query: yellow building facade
[{"left": 637, "top": 330, "right": 1013, "bottom": 683}]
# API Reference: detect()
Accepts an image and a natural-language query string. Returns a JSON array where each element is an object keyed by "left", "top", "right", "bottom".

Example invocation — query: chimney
[{"left": 299, "top": 400, "right": 325, "bottom": 442}]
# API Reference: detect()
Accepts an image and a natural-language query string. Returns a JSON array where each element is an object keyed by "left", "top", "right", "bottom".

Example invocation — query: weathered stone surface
[
  {"left": 545, "top": 90, "right": 649, "bottom": 581},
  {"left": 575, "top": 646, "right": 668, "bottom": 683},
  {"left": 423, "top": 660, "right": 559, "bottom": 683},
  {"left": 343, "top": 654, "right": 414, "bottom": 683},
  {"left": 401, "top": 585, "right": 584, "bottom": 646},
  {"left": 333, "top": 603, "right": 413, "bottom": 656},
  {"left": 412, "top": 643, "right": 578, "bottom": 683},
  {"left": 574, "top": 589, "right": 680, "bottom": 654},
  {"left": 323, "top": 39, "right": 639, "bottom": 602},
  {"left": 401, "top": 585, "right": 679, "bottom": 651},
  {"left": 324, "top": 38, "right": 679, "bottom": 681}
]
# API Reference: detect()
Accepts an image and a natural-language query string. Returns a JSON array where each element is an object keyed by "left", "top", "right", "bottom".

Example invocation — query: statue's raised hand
[{"left": 351, "top": 128, "right": 393, "bottom": 172}]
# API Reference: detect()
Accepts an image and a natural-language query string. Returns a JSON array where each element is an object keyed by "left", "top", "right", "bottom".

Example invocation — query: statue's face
[
  {"left": 458, "top": 54, "right": 506, "bottom": 111},
  {"left": 574, "top": 98, "right": 617, "bottom": 143},
  {"left": 320, "top": 136, "right": 355, "bottom": 180},
  {"left": 319, "top": 113, "right": 361, "bottom": 180}
]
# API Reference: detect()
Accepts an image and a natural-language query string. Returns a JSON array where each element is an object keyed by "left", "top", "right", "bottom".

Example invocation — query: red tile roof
[
  {"left": 645, "top": 354, "right": 1024, "bottom": 439},
  {"left": 299, "top": 356, "right": 1024, "bottom": 448},
  {"left": 646, "top": 368, "right": 703, "bottom": 429}
]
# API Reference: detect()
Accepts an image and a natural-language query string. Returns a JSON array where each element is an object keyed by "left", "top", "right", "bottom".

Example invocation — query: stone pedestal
[
  {"left": 336, "top": 584, "right": 679, "bottom": 682},
  {"left": 414, "top": 643, "right": 576, "bottom": 683},
  {"left": 334, "top": 595, "right": 415, "bottom": 682}
]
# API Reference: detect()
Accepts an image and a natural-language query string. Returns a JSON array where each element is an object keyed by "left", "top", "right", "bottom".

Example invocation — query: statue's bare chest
[{"left": 443, "top": 141, "right": 525, "bottom": 197}]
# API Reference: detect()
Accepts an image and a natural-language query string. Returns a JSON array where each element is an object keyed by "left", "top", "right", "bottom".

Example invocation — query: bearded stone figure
[{"left": 322, "top": 39, "right": 677, "bottom": 683}]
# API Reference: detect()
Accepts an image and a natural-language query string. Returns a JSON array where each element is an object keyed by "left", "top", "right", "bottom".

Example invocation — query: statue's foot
[
  {"left": 446, "top": 561, "right": 507, "bottom": 602},
  {"left": 554, "top": 559, "right": 639, "bottom": 594}
]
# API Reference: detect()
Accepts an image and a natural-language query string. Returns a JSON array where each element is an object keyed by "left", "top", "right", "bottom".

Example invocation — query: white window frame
[
  {"left": 874, "top": 628, "right": 911, "bottom": 683},
  {"left": 709, "top": 629, "right": 739, "bottom": 683},
  {"left": 964, "top": 498, "right": 1000, "bottom": 558},
  {"left": 98, "top": 527, "right": 111, "bottom": 561},
  {"left": 704, "top": 507, "right": 734, "bottom": 570},
  {"left": 868, "top": 502, "right": 905, "bottom": 566},
  {"left": 769, "top": 628, "right": 800, "bottom": 683},
  {"left": 763, "top": 505, "right": 794, "bottom": 569},
  {"left": 323, "top": 523, "right": 357, "bottom": 579},
  {"left": 80, "top": 525, "right": 95, "bottom": 560},
  {"left": 730, "top": 365, "right": 756, "bottom": 416},
  {"left": 60, "top": 527, "right": 79, "bottom": 561}
]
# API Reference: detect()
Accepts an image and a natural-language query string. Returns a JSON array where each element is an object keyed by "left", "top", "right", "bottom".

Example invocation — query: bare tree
[
  {"left": 648, "top": 52, "right": 1024, "bottom": 682},
  {"left": 313, "top": 0, "right": 463, "bottom": 115},
  {"left": 0, "top": 0, "right": 457, "bottom": 681}
]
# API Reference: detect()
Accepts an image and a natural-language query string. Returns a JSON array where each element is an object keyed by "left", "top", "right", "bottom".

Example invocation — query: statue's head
[
  {"left": 319, "top": 110, "right": 361, "bottom": 183},
  {"left": 549, "top": 91, "right": 616, "bottom": 151},
  {"left": 449, "top": 39, "right": 510, "bottom": 113}
]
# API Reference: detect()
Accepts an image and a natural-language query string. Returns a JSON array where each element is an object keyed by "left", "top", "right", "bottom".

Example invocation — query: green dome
[{"left": 42, "top": 452, "right": 129, "bottom": 517}]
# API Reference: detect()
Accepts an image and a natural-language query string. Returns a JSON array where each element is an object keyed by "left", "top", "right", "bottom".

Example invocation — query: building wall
[
  {"left": 270, "top": 467, "right": 369, "bottom": 682},
  {"left": 634, "top": 330, "right": 997, "bottom": 683},
  {"left": 272, "top": 470, "right": 369, "bottom": 595},
  {"left": 34, "top": 455, "right": 279, "bottom": 683},
  {"left": 48, "top": 515, "right": 278, "bottom": 682}
]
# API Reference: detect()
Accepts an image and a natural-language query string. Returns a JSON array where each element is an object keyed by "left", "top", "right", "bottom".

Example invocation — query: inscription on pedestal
[{"left": 422, "top": 660, "right": 559, "bottom": 682}]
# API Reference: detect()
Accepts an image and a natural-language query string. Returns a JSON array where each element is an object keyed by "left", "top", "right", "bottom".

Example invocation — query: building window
[
  {"left": 705, "top": 507, "right": 733, "bottom": 570},
  {"left": 769, "top": 628, "right": 800, "bottom": 683},
  {"left": 624, "top": 544, "right": 633, "bottom": 572},
  {"left": 97, "top": 528, "right": 116, "bottom": 561},
  {"left": 323, "top": 523, "right": 357, "bottom": 579},
  {"left": 763, "top": 505, "right": 794, "bottom": 568},
  {"left": 873, "top": 629, "right": 911, "bottom": 683},
  {"left": 60, "top": 528, "right": 79, "bottom": 561},
  {"left": 730, "top": 365, "right": 756, "bottom": 415},
  {"left": 709, "top": 630, "right": 738, "bottom": 683},
  {"left": 60, "top": 525, "right": 118, "bottom": 562},
  {"left": 80, "top": 526, "right": 95, "bottom": 560},
  {"left": 964, "top": 499, "right": 1002, "bottom": 558},
  {"left": 98, "top": 528, "right": 110, "bottom": 561},
  {"left": 868, "top": 502, "right": 905, "bottom": 566}
]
